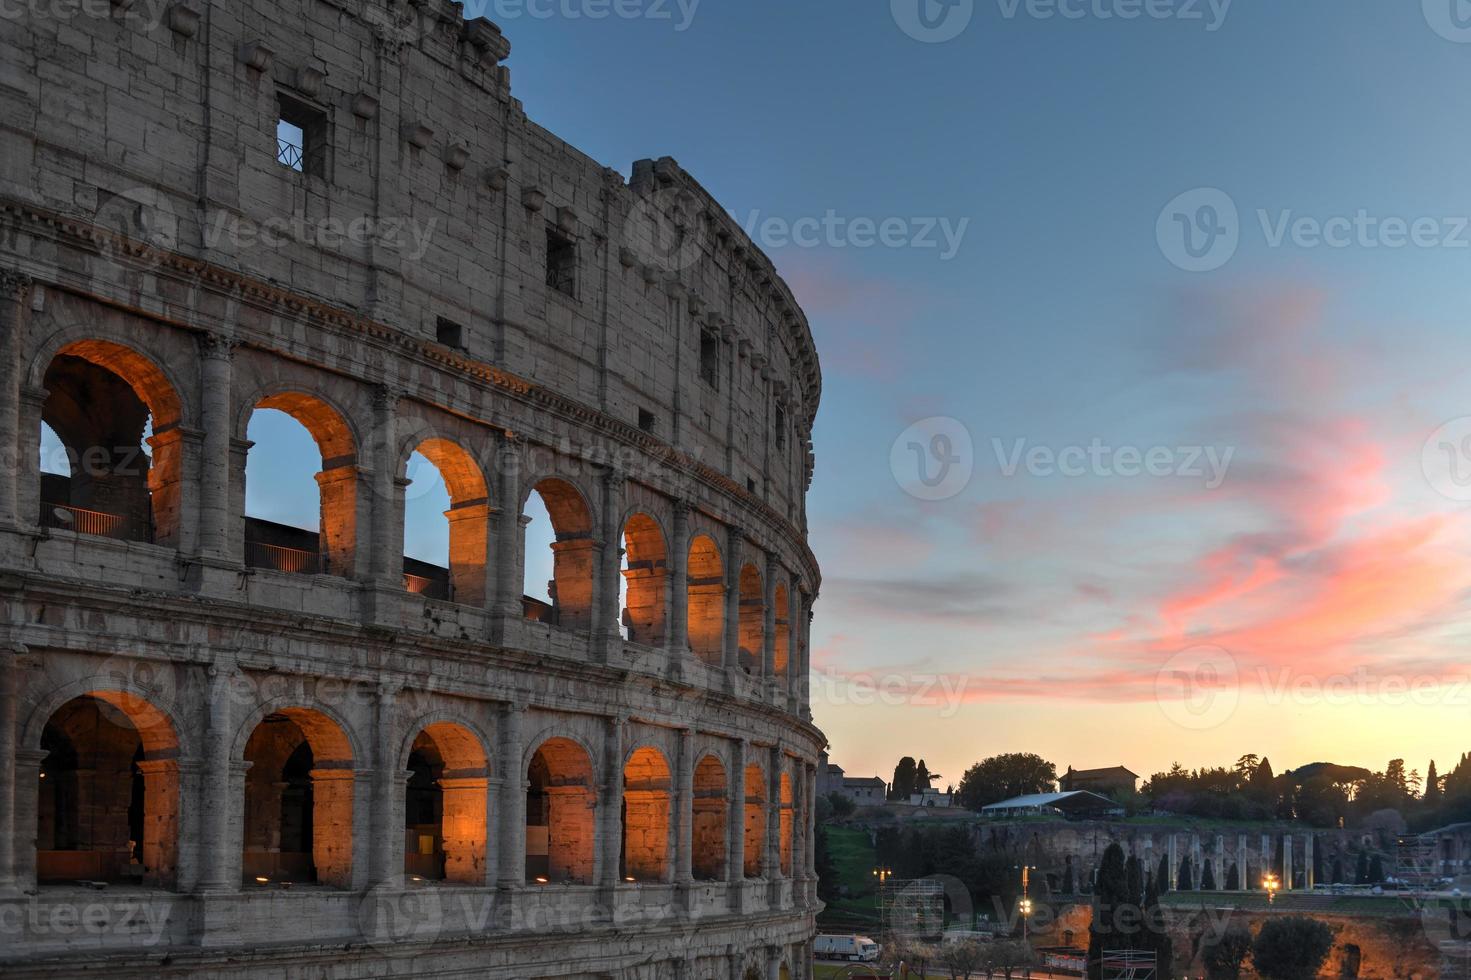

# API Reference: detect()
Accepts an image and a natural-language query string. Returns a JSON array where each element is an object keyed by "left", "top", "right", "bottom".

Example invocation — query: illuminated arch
[
  {"left": 402, "top": 720, "right": 490, "bottom": 884},
  {"left": 524, "top": 477, "right": 596, "bottom": 630},
  {"left": 621, "top": 745, "right": 672, "bottom": 882},
  {"left": 687, "top": 534, "right": 725, "bottom": 665},
  {"left": 401, "top": 436, "right": 492, "bottom": 604},
  {"left": 738, "top": 563, "right": 764, "bottom": 674},
  {"left": 621, "top": 512, "right": 668, "bottom": 645},
  {"left": 744, "top": 762, "right": 766, "bottom": 879},
  {"left": 692, "top": 753, "right": 728, "bottom": 881},
  {"left": 525, "top": 736, "right": 596, "bottom": 884}
]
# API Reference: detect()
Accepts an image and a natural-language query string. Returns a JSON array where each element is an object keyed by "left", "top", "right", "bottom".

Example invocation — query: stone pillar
[
  {"left": 493, "top": 435, "right": 524, "bottom": 626},
  {"left": 198, "top": 665, "right": 242, "bottom": 891},
  {"left": 15, "top": 385, "right": 48, "bottom": 533},
  {"left": 496, "top": 705, "right": 525, "bottom": 890},
  {"left": 598, "top": 716, "right": 624, "bottom": 899},
  {"left": 598, "top": 468, "right": 624, "bottom": 661},
  {"left": 0, "top": 645, "right": 20, "bottom": 891},
  {"left": 762, "top": 554, "right": 778, "bottom": 693},
  {"left": 441, "top": 500, "right": 492, "bottom": 603},
  {"left": 800, "top": 596, "right": 814, "bottom": 722},
  {"left": 1215, "top": 834, "right": 1226, "bottom": 891},
  {"left": 309, "top": 768, "right": 357, "bottom": 888},
  {"left": 765, "top": 748, "right": 781, "bottom": 882},
  {"left": 674, "top": 728, "right": 695, "bottom": 898},
  {"left": 12, "top": 747, "right": 48, "bottom": 890},
  {"left": 196, "top": 334, "right": 235, "bottom": 559},
  {"left": 667, "top": 501, "right": 690, "bottom": 677},
  {"left": 728, "top": 739, "right": 746, "bottom": 911},
  {"left": 1261, "top": 834, "right": 1272, "bottom": 889},
  {"left": 0, "top": 271, "right": 34, "bottom": 529},
  {"left": 1282, "top": 835, "right": 1293, "bottom": 892},
  {"left": 723, "top": 529, "right": 743, "bottom": 676},
  {"left": 369, "top": 685, "right": 398, "bottom": 885},
  {"left": 1167, "top": 835, "right": 1178, "bottom": 891},
  {"left": 1237, "top": 835, "right": 1249, "bottom": 891},
  {"left": 364, "top": 387, "right": 402, "bottom": 625},
  {"left": 1305, "top": 834, "right": 1315, "bottom": 889},
  {"left": 786, "top": 578, "right": 802, "bottom": 709}
]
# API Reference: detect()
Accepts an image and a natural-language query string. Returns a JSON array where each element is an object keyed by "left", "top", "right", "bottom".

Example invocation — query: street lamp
[
  {"left": 873, "top": 866, "right": 893, "bottom": 883},
  {"left": 1018, "top": 865, "right": 1036, "bottom": 943},
  {"left": 1263, "top": 871, "right": 1280, "bottom": 904}
]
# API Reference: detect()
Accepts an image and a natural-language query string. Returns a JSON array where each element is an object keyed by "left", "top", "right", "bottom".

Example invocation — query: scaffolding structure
[
  {"left": 1396, "top": 834, "right": 1441, "bottom": 891},
  {"left": 1101, "top": 949, "right": 1157, "bottom": 980},
  {"left": 877, "top": 878, "right": 946, "bottom": 942}
]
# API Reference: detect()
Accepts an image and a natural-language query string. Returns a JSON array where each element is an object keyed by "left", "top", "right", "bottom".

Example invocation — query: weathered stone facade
[{"left": 0, "top": 1, "right": 823, "bottom": 976}]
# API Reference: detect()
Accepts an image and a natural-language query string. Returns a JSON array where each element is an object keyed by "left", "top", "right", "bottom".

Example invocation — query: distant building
[
  {"left": 907, "top": 788, "right": 954, "bottom": 808},
  {"left": 817, "top": 752, "right": 888, "bottom": 805},
  {"left": 981, "top": 791, "right": 1124, "bottom": 820},
  {"left": 1421, "top": 822, "right": 1471, "bottom": 880},
  {"left": 1059, "top": 765, "right": 1138, "bottom": 798}
]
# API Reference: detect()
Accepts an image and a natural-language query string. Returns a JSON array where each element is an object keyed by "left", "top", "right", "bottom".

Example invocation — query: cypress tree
[
  {"left": 1143, "top": 874, "right": 1174, "bottom": 975},
  {"left": 1426, "top": 761, "right": 1441, "bottom": 803},
  {"left": 1126, "top": 855, "right": 1143, "bottom": 908},
  {"left": 1331, "top": 856, "right": 1344, "bottom": 885},
  {"left": 1156, "top": 854, "right": 1170, "bottom": 895},
  {"left": 1177, "top": 856, "right": 1193, "bottom": 891},
  {"left": 1088, "top": 843, "right": 1129, "bottom": 980},
  {"left": 1369, "top": 854, "right": 1385, "bottom": 884},
  {"left": 1226, "top": 862, "right": 1240, "bottom": 890},
  {"left": 1201, "top": 859, "right": 1216, "bottom": 891},
  {"left": 1355, "top": 851, "right": 1369, "bottom": 885}
]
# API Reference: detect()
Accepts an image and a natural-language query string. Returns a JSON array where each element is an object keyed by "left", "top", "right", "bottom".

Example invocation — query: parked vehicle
[{"left": 815, "top": 934, "right": 881, "bottom": 962}]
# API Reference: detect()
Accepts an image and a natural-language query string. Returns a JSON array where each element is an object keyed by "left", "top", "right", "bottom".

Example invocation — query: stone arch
[
  {"left": 737, "top": 562, "right": 764, "bottom": 675},
  {"left": 621, "top": 511, "right": 668, "bottom": 646},
  {"left": 400, "top": 435, "right": 492, "bottom": 604},
  {"left": 37, "top": 338, "right": 186, "bottom": 546},
  {"left": 241, "top": 390, "right": 360, "bottom": 578},
  {"left": 692, "top": 753, "right": 727, "bottom": 881},
  {"left": 523, "top": 476, "right": 596, "bottom": 629},
  {"left": 743, "top": 761, "right": 766, "bottom": 879},
  {"left": 773, "top": 581, "right": 791, "bottom": 679},
  {"left": 33, "top": 691, "right": 182, "bottom": 887},
  {"left": 686, "top": 534, "right": 725, "bottom": 666},
  {"left": 621, "top": 745, "right": 672, "bottom": 882},
  {"left": 401, "top": 719, "right": 490, "bottom": 884},
  {"left": 238, "top": 705, "right": 356, "bottom": 888},
  {"left": 525, "top": 736, "right": 596, "bottom": 884},
  {"left": 779, "top": 770, "right": 794, "bottom": 877}
]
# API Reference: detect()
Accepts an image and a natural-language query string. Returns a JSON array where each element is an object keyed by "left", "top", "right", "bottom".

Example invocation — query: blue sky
[{"left": 50, "top": 0, "right": 1471, "bottom": 790}]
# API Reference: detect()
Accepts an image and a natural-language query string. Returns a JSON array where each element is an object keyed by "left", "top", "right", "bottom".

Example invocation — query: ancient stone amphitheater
[{"left": 0, "top": 2, "right": 823, "bottom": 976}]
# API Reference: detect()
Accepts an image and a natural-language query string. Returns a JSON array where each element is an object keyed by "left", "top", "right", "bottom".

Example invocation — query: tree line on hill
[{"left": 881, "top": 749, "right": 1471, "bottom": 830}]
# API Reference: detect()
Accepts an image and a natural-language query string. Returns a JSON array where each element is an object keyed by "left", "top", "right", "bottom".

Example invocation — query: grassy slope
[{"left": 819, "top": 825, "right": 883, "bottom": 928}]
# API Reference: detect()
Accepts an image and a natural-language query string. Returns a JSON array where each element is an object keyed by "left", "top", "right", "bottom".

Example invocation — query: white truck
[{"left": 814, "top": 934, "right": 881, "bottom": 962}]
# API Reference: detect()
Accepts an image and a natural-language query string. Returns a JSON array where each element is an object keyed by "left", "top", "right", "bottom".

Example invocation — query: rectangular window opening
[
  {"left": 700, "top": 329, "right": 720, "bottom": 389},
  {"left": 436, "top": 316, "right": 465, "bottom": 349},
  {"left": 775, "top": 404, "right": 787, "bottom": 449},
  {"left": 638, "top": 408, "right": 656, "bottom": 434},
  {"left": 277, "top": 94, "right": 327, "bottom": 178},
  {"left": 546, "top": 226, "right": 577, "bottom": 297}
]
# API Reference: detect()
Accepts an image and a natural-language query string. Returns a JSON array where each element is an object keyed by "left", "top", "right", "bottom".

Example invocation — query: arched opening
[
  {"left": 38, "top": 341, "right": 182, "bottom": 545},
  {"left": 522, "top": 479, "right": 595, "bottom": 629},
  {"left": 743, "top": 762, "right": 766, "bottom": 879},
  {"left": 241, "top": 708, "right": 354, "bottom": 887},
  {"left": 774, "top": 582, "right": 791, "bottom": 679},
  {"left": 402, "top": 439, "right": 491, "bottom": 605},
  {"left": 243, "top": 394, "right": 357, "bottom": 577},
  {"left": 621, "top": 746, "right": 671, "bottom": 883},
  {"left": 404, "top": 722, "right": 488, "bottom": 884},
  {"left": 779, "top": 771, "right": 794, "bottom": 877},
  {"left": 35, "top": 691, "right": 179, "bottom": 887},
  {"left": 738, "top": 563, "right": 764, "bottom": 675},
  {"left": 692, "top": 754, "right": 727, "bottom": 881},
  {"left": 687, "top": 534, "right": 724, "bottom": 666},
  {"left": 620, "top": 514, "right": 668, "bottom": 646},
  {"left": 525, "top": 737, "right": 595, "bottom": 884}
]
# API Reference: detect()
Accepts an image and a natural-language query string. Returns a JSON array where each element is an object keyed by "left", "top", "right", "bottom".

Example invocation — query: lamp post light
[
  {"left": 1018, "top": 864, "right": 1036, "bottom": 943},
  {"left": 1263, "top": 871, "right": 1280, "bottom": 904},
  {"left": 873, "top": 865, "right": 893, "bottom": 883}
]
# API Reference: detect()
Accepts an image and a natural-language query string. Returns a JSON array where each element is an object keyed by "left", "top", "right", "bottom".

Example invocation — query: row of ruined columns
[{"left": 1143, "top": 832, "right": 1318, "bottom": 892}]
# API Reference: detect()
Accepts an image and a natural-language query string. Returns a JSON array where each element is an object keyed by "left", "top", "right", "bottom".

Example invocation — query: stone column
[
  {"left": 666, "top": 500, "right": 690, "bottom": 678},
  {"left": 492, "top": 435, "right": 525, "bottom": 628},
  {"left": 1167, "top": 835, "right": 1178, "bottom": 891},
  {"left": 1215, "top": 834, "right": 1226, "bottom": 891},
  {"left": 368, "top": 684, "right": 398, "bottom": 885},
  {"left": 0, "top": 271, "right": 33, "bottom": 529},
  {"left": 1237, "top": 835, "right": 1248, "bottom": 891},
  {"left": 761, "top": 554, "right": 777, "bottom": 693},
  {"left": 1305, "top": 834, "right": 1315, "bottom": 889},
  {"left": 805, "top": 763, "right": 818, "bottom": 902},
  {"left": 196, "top": 334, "right": 235, "bottom": 559},
  {"left": 786, "top": 578, "right": 802, "bottom": 709},
  {"left": 1282, "top": 836, "right": 1293, "bottom": 892},
  {"left": 0, "top": 645, "right": 20, "bottom": 891},
  {"left": 495, "top": 705, "right": 526, "bottom": 890},
  {"left": 597, "top": 468, "right": 624, "bottom": 661},
  {"left": 12, "top": 748, "right": 49, "bottom": 890},
  {"left": 723, "top": 529, "right": 743, "bottom": 677},
  {"left": 198, "top": 665, "right": 242, "bottom": 891},
  {"left": 800, "top": 596, "right": 815, "bottom": 722},
  {"left": 1261, "top": 834, "right": 1272, "bottom": 889},
  {"left": 15, "top": 386, "right": 48, "bottom": 533},
  {"left": 364, "top": 387, "right": 402, "bottom": 625},
  {"left": 598, "top": 717, "right": 625, "bottom": 902},
  {"left": 674, "top": 728, "right": 695, "bottom": 906},
  {"left": 728, "top": 739, "right": 746, "bottom": 911},
  {"left": 765, "top": 748, "right": 781, "bottom": 883}
]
